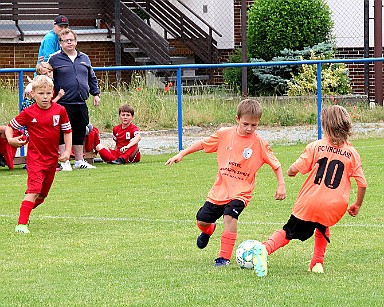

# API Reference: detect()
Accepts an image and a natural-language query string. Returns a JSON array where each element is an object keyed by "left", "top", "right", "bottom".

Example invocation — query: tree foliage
[{"left": 247, "top": 0, "right": 333, "bottom": 61}]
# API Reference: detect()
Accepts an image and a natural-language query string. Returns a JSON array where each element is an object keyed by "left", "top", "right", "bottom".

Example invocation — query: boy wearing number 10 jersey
[{"left": 252, "top": 105, "right": 367, "bottom": 277}]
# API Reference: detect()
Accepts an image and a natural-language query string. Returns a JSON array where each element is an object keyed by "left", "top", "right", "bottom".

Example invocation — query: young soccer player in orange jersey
[
  {"left": 252, "top": 105, "right": 367, "bottom": 277},
  {"left": 5, "top": 75, "right": 72, "bottom": 233},
  {"left": 165, "top": 99, "right": 286, "bottom": 267}
]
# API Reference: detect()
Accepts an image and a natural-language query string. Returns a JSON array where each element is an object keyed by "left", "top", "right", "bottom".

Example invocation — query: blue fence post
[
  {"left": 176, "top": 67, "right": 183, "bottom": 151},
  {"left": 18, "top": 71, "right": 25, "bottom": 156},
  {"left": 316, "top": 63, "right": 322, "bottom": 140}
]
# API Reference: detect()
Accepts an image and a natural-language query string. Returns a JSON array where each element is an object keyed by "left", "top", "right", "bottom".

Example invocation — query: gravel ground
[{"left": 100, "top": 122, "right": 384, "bottom": 155}]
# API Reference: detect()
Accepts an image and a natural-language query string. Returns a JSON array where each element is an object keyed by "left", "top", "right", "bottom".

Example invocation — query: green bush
[
  {"left": 287, "top": 52, "right": 352, "bottom": 96},
  {"left": 247, "top": 0, "right": 333, "bottom": 61}
]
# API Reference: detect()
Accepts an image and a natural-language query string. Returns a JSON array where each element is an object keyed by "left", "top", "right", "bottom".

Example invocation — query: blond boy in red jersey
[
  {"left": 165, "top": 99, "right": 286, "bottom": 267},
  {"left": 5, "top": 75, "right": 72, "bottom": 234},
  {"left": 252, "top": 105, "right": 367, "bottom": 277}
]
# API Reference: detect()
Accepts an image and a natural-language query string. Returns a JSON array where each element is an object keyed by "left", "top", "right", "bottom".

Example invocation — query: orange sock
[
  {"left": 18, "top": 200, "right": 34, "bottom": 224},
  {"left": 219, "top": 231, "right": 237, "bottom": 260},
  {"left": 310, "top": 228, "right": 330, "bottom": 269},
  {"left": 262, "top": 229, "right": 290, "bottom": 255},
  {"left": 196, "top": 221, "right": 215, "bottom": 236}
]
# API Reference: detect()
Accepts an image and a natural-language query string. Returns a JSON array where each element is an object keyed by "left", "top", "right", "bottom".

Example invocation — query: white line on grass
[{"left": 0, "top": 214, "right": 382, "bottom": 228}]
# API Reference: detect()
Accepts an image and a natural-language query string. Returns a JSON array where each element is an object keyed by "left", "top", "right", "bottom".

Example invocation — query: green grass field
[{"left": 0, "top": 137, "right": 383, "bottom": 306}]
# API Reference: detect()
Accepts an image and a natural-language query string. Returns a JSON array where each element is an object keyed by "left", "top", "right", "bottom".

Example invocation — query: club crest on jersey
[
  {"left": 53, "top": 115, "right": 60, "bottom": 126},
  {"left": 243, "top": 148, "right": 252, "bottom": 159},
  {"left": 126, "top": 132, "right": 131, "bottom": 140}
]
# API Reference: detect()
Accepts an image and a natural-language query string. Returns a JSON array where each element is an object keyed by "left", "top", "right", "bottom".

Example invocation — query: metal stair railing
[
  {"left": 105, "top": 1, "right": 172, "bottom": 64},
  {"left": 123, "top": 0, "right": 221, "bottom": 63}
]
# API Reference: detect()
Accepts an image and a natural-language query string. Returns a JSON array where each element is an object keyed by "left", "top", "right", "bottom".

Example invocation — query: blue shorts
[{"left": 196, "top": 199, "right": 245, "bottom": 223}]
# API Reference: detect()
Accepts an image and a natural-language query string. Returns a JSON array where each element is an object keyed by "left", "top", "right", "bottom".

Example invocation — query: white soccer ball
[{"left": 236, "top": 239, "right": 262, "bottom": 269}]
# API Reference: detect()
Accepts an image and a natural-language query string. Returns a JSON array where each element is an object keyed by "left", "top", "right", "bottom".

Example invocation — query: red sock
[
  {"left": 196, "top": 221, "right": 215, "bottom": 236},
  {"left": 310, "top": 228, "right": 330, "bottom": 269},
  {"left": 262, "top": 229, "right": 290, "bottom": 255},
  {"left": 18, "top": 200, "right": 35, "bottom": 224},
  {"left": 219, "top": 231, "right": 237, "bottom": 260},
  {"left": 33, "top": 198, "right": 45, "bottom": 209}
]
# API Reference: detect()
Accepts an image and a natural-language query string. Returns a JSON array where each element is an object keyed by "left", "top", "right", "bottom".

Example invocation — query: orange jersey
[
  {"left": 292, "top": 138, "right": 367, "bottom": 226},
  {"left": 201, "top": 127, "right": 281, "bottom": 206}
]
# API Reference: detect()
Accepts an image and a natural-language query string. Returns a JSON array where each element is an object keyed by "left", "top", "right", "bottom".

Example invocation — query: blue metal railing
[{"left": 1, "top": 57, "right": 383, "bottom": 154}]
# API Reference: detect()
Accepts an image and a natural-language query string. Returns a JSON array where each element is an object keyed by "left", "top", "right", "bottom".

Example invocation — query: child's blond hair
[
  {"left": 31, "top": 75, "right": 54, "bottom": 91},
  {"left": 58, "top": 28, "right": 77, "bottom": 40},
  {"left": 237, "top": 99, "right": 262, "bottom": 119},
  {"left": 321, "top": 105, "right": 352, "bottom": 146},
  {"left": 35, "top": 62, "right": 53, "bottom": 75}
]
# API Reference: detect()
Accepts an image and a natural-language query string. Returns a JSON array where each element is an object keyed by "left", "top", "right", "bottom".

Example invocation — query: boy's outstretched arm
[
  {"left": 287, "top": 164, "right": 299, "bottom": 177},
  {"left": 273, "top": 166, "right": 286, "bottom": 200},
  {"left": 165, "top": 141, "right": 204, "bottom": 166},
  {"left": 347, "top": 186, "right": 366, "bottom": 217}
]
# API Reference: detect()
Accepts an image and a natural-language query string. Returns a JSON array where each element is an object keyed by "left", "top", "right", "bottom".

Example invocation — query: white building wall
[{"left": 327, "top": 0, "right": 377, "bottom": 47}]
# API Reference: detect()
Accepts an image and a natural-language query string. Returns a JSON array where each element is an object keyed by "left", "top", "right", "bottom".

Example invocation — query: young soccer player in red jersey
[
  {"left": 96, "top": 104, "right": 141, "bottom": 164},
  {"left": 5, "top": 75, "right": 72, "bottom": 234},
  {"left": 252, "top": 105, "right": 367, "bottom": 277},
  {"left": 165, "top": 99, "right": 286, "bottom": 267}
]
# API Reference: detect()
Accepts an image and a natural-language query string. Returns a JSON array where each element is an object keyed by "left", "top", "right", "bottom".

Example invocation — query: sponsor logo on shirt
[
  {"left": 32, "top": 118, "right": 37, "bottom": 123},
  {"left": 53, "top": 115, "right": 60, "bottom": 126},
  {"left": 243, "top": 148, "right": 252, "bottom": 159}
]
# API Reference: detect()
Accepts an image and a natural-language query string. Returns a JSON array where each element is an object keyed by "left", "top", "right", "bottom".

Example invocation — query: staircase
[{"left": 104, "top": 0, "right": 220, "bottom": 85}]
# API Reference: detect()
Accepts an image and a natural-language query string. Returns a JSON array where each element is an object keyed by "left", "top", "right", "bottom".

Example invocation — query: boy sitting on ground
[{"left": 96, "top": 104, "right": 141, "bottom": 164}]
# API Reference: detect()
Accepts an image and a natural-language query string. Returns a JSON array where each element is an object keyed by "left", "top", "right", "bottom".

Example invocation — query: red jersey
[
  {"left": 112, "top": 123, "right": 140, "bottom": 150},
  {"left": 292, "top": 138, "right": 367, "bottom": 227},
  {"left": 8, "top": 102, "right": 72, "bottom": 167},
  {"left": 201, "top": 127, "right": 281, "bottom": 206}
]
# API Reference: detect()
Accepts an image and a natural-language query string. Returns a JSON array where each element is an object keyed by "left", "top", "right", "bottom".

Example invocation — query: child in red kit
[
  {"left": 5, "top": 75, "right": 72, "bottom": 233},
  {"left": 96, "top": 104, "right": 141, "bottom": 164},
  {"left": 252, "top": 105, "right": 367, "bottom": 277},
  {"left": 165, "top": 99, "right": 286, "bottom": 267}
]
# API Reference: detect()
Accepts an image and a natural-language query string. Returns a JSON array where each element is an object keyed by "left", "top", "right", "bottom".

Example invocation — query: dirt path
[{"left": 100, "top": 122, "right": 384, "bottom": 155}]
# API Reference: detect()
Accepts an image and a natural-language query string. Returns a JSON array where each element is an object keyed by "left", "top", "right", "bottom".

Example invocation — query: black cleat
[{"left": 111, "top": 157, "right": 126, "bottom": 165}]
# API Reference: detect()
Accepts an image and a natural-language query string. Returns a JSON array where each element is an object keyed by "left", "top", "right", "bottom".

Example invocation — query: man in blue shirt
[
  {"left": 48, "top": 28, "right": 101, "bottom": 170},
  {"left": 37, "top": 15, "right": 69, "bottom": 62}
]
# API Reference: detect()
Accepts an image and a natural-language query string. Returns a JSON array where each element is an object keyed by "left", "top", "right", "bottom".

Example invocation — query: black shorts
[
  {"left": 283, "top": 214, "right": 330, "bottom": 243},
  {"left": 196, "top": 199, "right": 245, "bottom": 223},
  {"left": 60, "top": 103, "right": 89, "bottom": 145}
]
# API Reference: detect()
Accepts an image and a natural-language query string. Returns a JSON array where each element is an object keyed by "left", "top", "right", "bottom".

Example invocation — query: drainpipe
[
  {"left": 364, "top": 0, "right": 369, "bottom": 101},
  {"left": 241, "top": 0, "right": 247, "bottom": 97},
  {"left": 374, "top": 0, "right": 383, "bottom": 106},
  {"left": 115, "top": 0, "right": 122, "bottom": 82}
]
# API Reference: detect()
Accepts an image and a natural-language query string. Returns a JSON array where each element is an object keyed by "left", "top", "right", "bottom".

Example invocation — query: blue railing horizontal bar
[{"left": 1, "top": 57, "right": 383, "bottom": 153}]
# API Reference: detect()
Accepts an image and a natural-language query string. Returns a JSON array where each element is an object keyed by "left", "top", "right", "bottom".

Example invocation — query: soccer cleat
[
  {"left": 111, "top": 157, "right": 126, "bottom": 165},
  {"left": 214, "top": 257, "right": 230, "bottom": 267},
  {"left": 309, "top": 263, "right": 324, "bottom": 274},
  {"left": 61, "top": 160, "right": 73, "bottom": 171},
  {"left": 252, "top": 243, "right": 268, "bottom": 277},
  {"left": 197, "top": 232, "right": 211, "bottom": 249},
  {"left": 0, "top": 155, "right": 5, "bottom": 167},
  {"left": 73, "top": 160, "right": 96, "bottom": 169},
  {"left": 196, "top": 223, "right": 216, "bottom": 249},
  {"left": 15, "top": 224, "right": 30, "bottom": 234}
]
